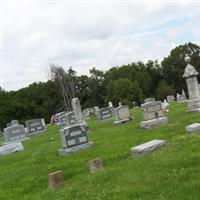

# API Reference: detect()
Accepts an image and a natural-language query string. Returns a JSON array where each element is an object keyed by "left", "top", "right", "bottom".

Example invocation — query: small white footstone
[
  {"left": 131, "top": 139, "right": 166, "bottom": 154},
  {"left": 185, "top": 123, "right": 200, "bottom": 133},
  {"left": 0, "top": 142, "right": 24, "bottom": 156}
]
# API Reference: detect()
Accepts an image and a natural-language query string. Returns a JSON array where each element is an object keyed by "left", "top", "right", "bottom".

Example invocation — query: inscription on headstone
[
  {"left": 4, "top": 125, "right": 27, "bottom": 143},
  {"left": 59, "top": 124, "right": 92, "bottom": 155},
  {"left": 140, "top": 101, "right": 168, "bottom": 129},
  {"left": 114, "top": 106, "right": 132, "bottom": 124},
  {"left": 58, "top": 112, "right": 77, "bottom": 128},
  {"left": 97, "top": 107, "right": 112, "bottom": 120},
  {"left": 26, "top": 118, "right": 46, "bottom": 136}
]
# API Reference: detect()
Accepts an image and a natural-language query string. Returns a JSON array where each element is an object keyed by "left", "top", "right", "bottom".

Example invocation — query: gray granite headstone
[
  {"left": 55, "top": 111, "right": 68, "bottom": 125},
  {"left": 58, "top": 111, "right": 77, "bottom": 128},
  {"left": 113, "top": 105, "right": 132, "bottom": 124},
  {"left": 140, "top": 101, "right": 168, "bottom": 129},
  {"left": 97, "top": 107, "right": 112, "bottom": 120},
  {"left": 83, "top": 108, "right": 91, "bottom": 120},
  {"left": 185, "top": 123, "right": 200, "bottom": 133},
  {"left": 3, "top": 125, "right": 27, "bottom": 143},
  {"left": 131, "top": 139, "right": 166, "bottom": 154},
  {"left": 72, "top": 98, "right": 84, "bottom": 123},
  {"left": 26, "top": 118, "right": 46, "bottom": 136},
  {"left": 59, "top": 124, "right": 92, "bottom": 155},
  {"left": 167, "top": 95, "right": 175, "bottom": 103}
]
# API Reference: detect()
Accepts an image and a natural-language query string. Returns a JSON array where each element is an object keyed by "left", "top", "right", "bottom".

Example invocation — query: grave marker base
[
  {"left": 59, "top": 141, "right": 93, "bottom": 156},
  {"left": 140, "top": 117, "right": 168, "bottom": 129},
  {"left": 113, "top": 117, "right": 133, "bottom": 125}
]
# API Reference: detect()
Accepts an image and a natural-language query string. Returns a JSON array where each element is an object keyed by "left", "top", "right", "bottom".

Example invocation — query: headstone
[
  {"left": 55, "top": 111, "right": 67, "bottom": 125},
  {"left": 58, "top": 111, "right": 77, "bottom": 128},
  {"left": 113, "top": 105, "right": 132, "bottom": 124},
  {"left": 118, "top": 102, "right": 122, "bottom": 107},
  {"left": 71, "top": 98, "right": 84, "bottom": 123},
  {"left": 0, "top": 142, "right": 24, "bottom": 156},
  {"left": 131, "top": 139, "right": 166, "bottom": 154},
  {"left": 140, "top": 101, "right": 168, "bottom": 129},
  {"left": 48, "top": 171, "right": 65, "bottom": 189},
  {"left": 3, "top": 125, "right": 27, "bottom": 143},
  {"left": 167, "top": 95, "right": 175, "bottom": 103},
  {"left": 185, "top": 123, "right": 200, "bottom": 133},
  {"left": 108, "top": 101, "right": 113, "bottom": 108},
  {"left": 161, "top": 99, "right": 169, "bottom": 111},
  {"left": 59, "top": 124, "right": 92, "bottom": 155},
  {"left": 89, "top": 158, "right": 103, "bottom": 173},
  {"left": 26, "top": 118, "right": 46, "bottom": 136},
  {"left": 144, "top": 98, "right": 155, "bottom": 103},
  {"left": 176, "top": 89, "right": 187, "bottom": 103},
  {"left": 83, "top": 108, "right": 91, "bottom": 120},
  {"left": 11, "top": 120, "right": 19, "bottom": 126},
  {"left": 183, "top": 56, "right": 200, "bottom": 112},
  {"left": 96, "top": 107, "right": 112, "bottom": 120},
  {"left": 94, "top": 106, "right": 99, "bottom": 115}
]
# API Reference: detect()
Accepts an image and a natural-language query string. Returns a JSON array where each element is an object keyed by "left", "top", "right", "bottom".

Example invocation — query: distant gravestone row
[
  {"left": 3, "top": 118, "right": 46, "bottom": 144},
  {"left": 2, "top": 55, "right": 200, "bottom": 159}
]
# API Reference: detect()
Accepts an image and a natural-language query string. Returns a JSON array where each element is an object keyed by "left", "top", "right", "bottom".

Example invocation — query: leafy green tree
[
  {"left": 106, "top": 78, "right": 143, "bottom": 107},
  {"left": 162, "top": 42, "right": 200, "bottom": 92},
  {"left": 156, "top": 80, "right": 175, "bottom": 100}
]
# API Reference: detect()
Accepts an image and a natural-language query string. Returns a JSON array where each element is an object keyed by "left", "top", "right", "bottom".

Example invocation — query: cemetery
[
  {"left": 2, "top": 55, "right": 200, "bottom": 199},
  {"left": 2, "top": 0, "right": 200, "bottom": 197},
  {"left": 2, "top": 100, "right": 200, "bottom": 200}
]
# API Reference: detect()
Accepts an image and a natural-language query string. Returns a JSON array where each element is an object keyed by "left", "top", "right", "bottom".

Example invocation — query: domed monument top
[{"left": 183, "top": 55, "right": 199, "bottom": 78}]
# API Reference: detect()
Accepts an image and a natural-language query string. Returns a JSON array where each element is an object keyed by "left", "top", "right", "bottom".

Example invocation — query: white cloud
[{"left": 1, "top": 0, "right": 200, "bottom": 90}]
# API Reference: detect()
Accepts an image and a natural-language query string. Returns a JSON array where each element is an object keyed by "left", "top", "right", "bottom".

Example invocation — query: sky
[{"left": 1, "top": 0, "right": 200, "bottom": 91}]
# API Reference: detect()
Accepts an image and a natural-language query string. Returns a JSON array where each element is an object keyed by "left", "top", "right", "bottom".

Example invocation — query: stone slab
[
  {"left": 131, "top": 139, "right": 166, "bottom": 154},
  {"left": 185, "top": 123, "right": 200, "bottom": 133},
  {"left": 59, "top": 141, "right": 93, "bottom": 156},
  {"left": 0, "top": 142, "right": 24, "bottom": 156},
  {"left": 140, "top": 117, "right": 168, "bottom": 129}
]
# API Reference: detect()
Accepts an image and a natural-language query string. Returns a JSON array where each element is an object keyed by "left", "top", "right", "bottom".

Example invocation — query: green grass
[{"left": 1, "top": 102, "right": 200, "bottom": 200}]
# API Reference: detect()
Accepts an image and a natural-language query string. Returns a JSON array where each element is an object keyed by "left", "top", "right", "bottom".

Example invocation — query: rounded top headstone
[{"left": 184, "top": 55, "right": 191, "bottom": 64}]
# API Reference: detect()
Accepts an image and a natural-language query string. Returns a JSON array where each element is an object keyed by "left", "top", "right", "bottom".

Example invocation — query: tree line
[{"left": 0, "top": 42, "right": 200, "bottom": 130}]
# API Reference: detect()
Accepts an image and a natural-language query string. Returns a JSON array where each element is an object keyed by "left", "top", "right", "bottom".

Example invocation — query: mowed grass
[{"left": 1, "top": 102, "right": 200, "bottom": 200}]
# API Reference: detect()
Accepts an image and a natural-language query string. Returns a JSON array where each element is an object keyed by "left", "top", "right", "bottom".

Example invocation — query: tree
[
  {"left": 50, "top": 65, "right": 75, "bottom": 111},
  {"left": 106, "top": 78, "right": 143, "bottom": 107},
  {"left": 162, "top": 42, "right": 200, "bottom": 93},
  {"left": 156, "top": 80, "right": 175, "bottom": 100}
]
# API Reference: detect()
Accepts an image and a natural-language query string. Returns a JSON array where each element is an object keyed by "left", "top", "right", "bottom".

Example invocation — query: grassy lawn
[{"left": 1, "top": 102, "right": 200, "bottom": 200}]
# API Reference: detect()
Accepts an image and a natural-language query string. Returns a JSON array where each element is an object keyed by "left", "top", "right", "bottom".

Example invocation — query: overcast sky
[{"left": 1, "top": 0, "right": 200, "bottom": 91}]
